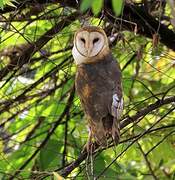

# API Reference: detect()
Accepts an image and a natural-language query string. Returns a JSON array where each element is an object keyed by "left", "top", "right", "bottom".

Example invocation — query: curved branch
[
  {"left": 120, "top": 96, "right": 175, "bottom": 129},
  {"left": 58, "top": 0, "right": 175, "bottom": 51},
  {"left": 104, "top": 3, "right": 175, "bottom": 51}
]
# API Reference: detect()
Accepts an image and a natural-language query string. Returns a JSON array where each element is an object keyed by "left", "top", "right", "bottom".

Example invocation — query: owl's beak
[
  {"left": 87, "top": 43, "right": 93, "bottom": 57},
  {"left": 87, "top": 49, "right": 91, "bottom": 57}
]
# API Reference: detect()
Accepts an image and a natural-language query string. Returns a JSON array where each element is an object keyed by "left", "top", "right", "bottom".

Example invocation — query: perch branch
[{"left": 60, "top": 96, "right": 175, "bottom": 177}]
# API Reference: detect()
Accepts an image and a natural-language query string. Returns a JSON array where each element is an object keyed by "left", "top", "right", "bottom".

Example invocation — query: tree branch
[
  {"left": 120, "top": 96, "right": 175, "bottom": 129},
  {"left": 58, "top": 0, "right": 175, "bottom": 51},
  {"left": 137, "top": 142, "right": 158, "bottom": 180},
  {"left": 9, "top": 86, "right": 75, "bottom": 179},
  {"left": 60, "top": 96, "right": 175, "bottom": 177},
  {"left": 0, "top": 11, "right": 79, "bottom": 81}
]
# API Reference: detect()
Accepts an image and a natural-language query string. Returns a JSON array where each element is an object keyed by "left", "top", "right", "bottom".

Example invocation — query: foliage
[
  {"left": 0, "top": 0, "right": 175, "bottom": 179},
  {"left": 80, "top": 0, "right": 124, "bottom": 16},
  {"left": 0, "top": 0, "right": 17, "bottom": 9}
]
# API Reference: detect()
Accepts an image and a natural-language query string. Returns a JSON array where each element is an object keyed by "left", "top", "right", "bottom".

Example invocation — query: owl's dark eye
[
  {"left": 93, "top": 38, "right": 99, "bottom": 44},
  {"left": 80, "top": 38, "right": 85, "bottom": 43}
]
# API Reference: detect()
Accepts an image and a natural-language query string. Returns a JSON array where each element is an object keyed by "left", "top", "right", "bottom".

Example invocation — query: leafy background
[{"left": 0, "top": 0, "right": 175, "bottom": 179}]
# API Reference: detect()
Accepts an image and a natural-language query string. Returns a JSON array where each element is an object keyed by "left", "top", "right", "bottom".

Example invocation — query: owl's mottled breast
[{"left": 75, "top": 54, "right": 122, "bottom": 121}]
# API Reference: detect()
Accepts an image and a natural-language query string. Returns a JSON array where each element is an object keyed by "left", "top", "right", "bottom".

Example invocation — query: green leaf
[
  {"left": 0, "top": 0, "right": 17, "bottom": 8},
  {"left": 80, "top": 0, "right": 92, "bottom": 12},
  {"left": 94, "top": 155, "right": 106, "bottom": 176},
  {"left": 92, "top": 0, "right": 103, "bottom": 15},
  {"left": 104, "top": 168, "right": 119, "bottom": 178},
  {"left": 123, "top": 78, "right": 133, "bottom": 97},
  {"left": 6, "top": 1, "right": 16, "bottom": 8},
  {"left": 112, "top": 0, "right": 124, "bottom": 16},
  {"left": 39, "top": 139, "right": 61, "bottom": 170},
  {"left": 0, "top": 0, "right": 4, "bottom": 9}
]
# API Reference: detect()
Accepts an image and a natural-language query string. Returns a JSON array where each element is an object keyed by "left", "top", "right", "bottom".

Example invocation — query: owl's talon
[{"left": 82, "top": 141, "right": 95, "bottom": 153}]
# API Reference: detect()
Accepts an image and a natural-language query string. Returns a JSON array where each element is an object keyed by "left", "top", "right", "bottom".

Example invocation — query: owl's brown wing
[
  {"left": 75, "top": 54, "right": 123, "bottom": 145},
  {"left": 108, "top": 60, "right": 123, "bottom": 119}
]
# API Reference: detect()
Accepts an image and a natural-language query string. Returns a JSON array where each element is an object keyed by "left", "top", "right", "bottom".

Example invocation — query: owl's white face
[
  {"left": 75, "top": 31, "right": 105, "bottom": 58},
  {"left": 72, "top": 28, "right": 110, "bottom": 65}
]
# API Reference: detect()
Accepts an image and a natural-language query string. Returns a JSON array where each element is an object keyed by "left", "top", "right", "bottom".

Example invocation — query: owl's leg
[
  {"left": 94, "top": 121, "right": 108, "bottom": 147},
  {"left": 86, "top": 129, "right": 93, "bottom": 152},
  {"left": 82, "top": 128, "right": 93, "bottom": 153},
  {"left": 111, "top": 119, "right": 120, "bottom": 145}
]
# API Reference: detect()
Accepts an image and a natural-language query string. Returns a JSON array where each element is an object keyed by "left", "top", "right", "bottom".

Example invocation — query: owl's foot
[
  {"left": 82, "top": 130, "right": 95, "bottom": 153},
  {"left": 82, "top": 141, "right": 95, "bottom": 153}
]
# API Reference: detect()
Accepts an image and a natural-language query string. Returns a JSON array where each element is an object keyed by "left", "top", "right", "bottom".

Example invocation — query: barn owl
[{"left": 72, "top": 26, "right": 123, "bottom": 150}]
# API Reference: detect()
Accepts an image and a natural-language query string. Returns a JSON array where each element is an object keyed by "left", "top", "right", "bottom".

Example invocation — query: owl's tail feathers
[
  {"left": 103, "top": 114, "right": 120, "bottom": 145},
  {"left": 87, "top": 116, "right": 120, "bottom": 149}
]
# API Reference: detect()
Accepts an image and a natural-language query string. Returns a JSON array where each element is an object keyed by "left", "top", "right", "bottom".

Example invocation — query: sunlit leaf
[
  {"left": 92, "top": 0, "right": 103, "bottom": 15},
  {"left": 112, "top": 0, "right": 124, "bottom": 16},
  {"left": 80, "top": 0, "right": 92, "bottom": 12},
  {"left": 53, "top": 172, "right": 64, "bottom": 180},
  {"left": 0, "top": 0, "right": 4, "bottom": 8}
]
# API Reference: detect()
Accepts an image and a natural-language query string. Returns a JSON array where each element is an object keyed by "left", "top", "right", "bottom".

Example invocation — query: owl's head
[{"left": 72, "top": 26, "right": 110, "bottom": 65}]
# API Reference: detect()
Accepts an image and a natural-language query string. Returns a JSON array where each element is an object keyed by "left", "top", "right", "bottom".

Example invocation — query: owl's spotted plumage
[{"left": 72, "top": 26, "right": 123, "bottom": 150}]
